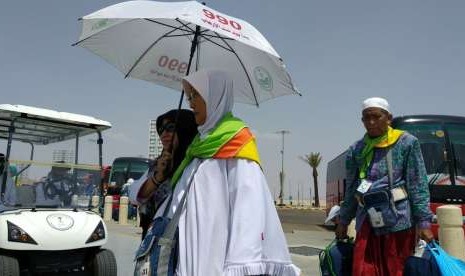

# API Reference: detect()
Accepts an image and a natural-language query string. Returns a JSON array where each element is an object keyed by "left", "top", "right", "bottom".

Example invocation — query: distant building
[{"left": 148, "top": 119, "right": 163, "bottom": 160}]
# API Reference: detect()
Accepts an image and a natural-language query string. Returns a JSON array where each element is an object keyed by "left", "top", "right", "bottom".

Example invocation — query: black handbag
[
  {"left": 403, "top": 251, "right": 441, "bottom": 276},
  {"left": 320, "top": 238, "right": 354, "bottom": 276},
  {"left": 362, "top": 149, "right": 399, "bottom": 229},
  {"left": 363, "top": 189, "right": 398, "bottom": 228}
]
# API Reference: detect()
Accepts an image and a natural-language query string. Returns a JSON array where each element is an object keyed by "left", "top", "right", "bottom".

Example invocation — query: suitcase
[{"left": 319, "top": 238, "right": 354, "bottom": 276}]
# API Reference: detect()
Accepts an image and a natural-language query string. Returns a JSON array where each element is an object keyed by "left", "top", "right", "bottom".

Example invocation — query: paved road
[
  {"left": 277, "top": 207, "right": 328, "bottom": 232},
  {"left": 104, "top": 208, "right": 333, "bottom": 276}
]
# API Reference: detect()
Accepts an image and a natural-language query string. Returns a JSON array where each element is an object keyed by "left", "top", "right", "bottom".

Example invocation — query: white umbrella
[{"left": 74, "top": 0, "right": 300, "bottom": 106}]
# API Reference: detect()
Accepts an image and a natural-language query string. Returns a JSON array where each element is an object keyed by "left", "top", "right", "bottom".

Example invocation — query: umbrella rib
[
  {"left": 211, "top": 32, "right": 259, "bottom": 106},
  {"left": 164, "top": 33, "right": 198, "bottom": 38},
  {"left": 201, "top": 34, "right": 234, "bottom": 41},
  {"left": 145, "top": 19, "right": 194, "bottom": 34},
  {"left": 174, "top": 19, "right": 209, "bottom": 36},
  {"left": 171, "top": 19, "right": 232, "bottom": 52},
  {"left": 73, "top": 18, "right": 194, "bottom": 47},
  {"left": 197, "top": 33, "right": 234, "bottom": 53},
  {"left": 125, "top": 25, "right": 189, "bottom": 79},
  {"left": 172, "top": 19, "right": 232, "bottom": 46}
]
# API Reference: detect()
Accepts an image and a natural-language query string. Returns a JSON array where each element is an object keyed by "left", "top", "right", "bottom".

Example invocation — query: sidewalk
[
  {"left": 106, "top": 220, "right": 333, "bottom": 276},
  {"left": 287, "top": 229, "right": 334, "bottom": 276}
]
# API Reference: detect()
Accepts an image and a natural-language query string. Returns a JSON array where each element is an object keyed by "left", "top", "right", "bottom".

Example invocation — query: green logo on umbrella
[
  {"left": 92, "top": 19, "right": 109, "bottom": 31},
  {"left": 253, "top": 67, "right": 273, "bottom": 91}
]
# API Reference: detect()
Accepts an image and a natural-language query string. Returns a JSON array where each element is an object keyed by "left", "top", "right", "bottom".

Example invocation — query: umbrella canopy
[{"left": 74, "top": 0, "right": 300, "bottom": 106}]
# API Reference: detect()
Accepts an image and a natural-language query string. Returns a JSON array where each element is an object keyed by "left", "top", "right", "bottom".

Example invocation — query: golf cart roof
[{"left": 0, "top": 104, "right": 112, "bottom": 145}]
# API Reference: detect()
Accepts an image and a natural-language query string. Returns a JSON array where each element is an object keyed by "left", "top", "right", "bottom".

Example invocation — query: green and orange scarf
[{"left": 171, "top": 112, "right": 261, "bottom": 186}]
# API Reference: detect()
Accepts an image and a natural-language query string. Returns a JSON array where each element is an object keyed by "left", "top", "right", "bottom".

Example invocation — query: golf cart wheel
[
  {"left": 90, "top": 249, "right": 117, "bottom": 276},
  {"left": 0, "top": 255, "right": 20, "bottom": 276}
]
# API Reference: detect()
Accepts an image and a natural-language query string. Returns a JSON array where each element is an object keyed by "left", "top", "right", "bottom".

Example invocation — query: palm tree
[{"left": 300, "top": 152, "right": 322, "bottom": 207}]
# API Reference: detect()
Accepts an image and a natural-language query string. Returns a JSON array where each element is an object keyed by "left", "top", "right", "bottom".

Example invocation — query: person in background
[
  {"left": 336, "top": 97, "right": 434, "bottom": 276},
  {"left": 326, "top": 203, "right": 357, "bottom": 238},
  {"left": 121, "top": 178, "right": 134, "bottom": 197},
  {"left": 150, "top": 69, "right": 300, "bottom": 275},
  {"left": 129, "top": 109, "right": 198, "bottom": 240},
  {"left": 35, "top": 163, "right": 72, "bottom": 206},
  {"left": 82, "top": 174, "right": 95, "bottom": 196},
  {"left": 325, "top": 204, "right": 341, "bottom": 225}
]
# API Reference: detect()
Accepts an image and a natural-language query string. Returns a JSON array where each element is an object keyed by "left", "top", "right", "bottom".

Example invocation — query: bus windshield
[
  {"left": 394, "top": 117, "right": 465, "bottom": 203},
  {"left": 109, "top": 157, "right": 151, "bottom": 187}
]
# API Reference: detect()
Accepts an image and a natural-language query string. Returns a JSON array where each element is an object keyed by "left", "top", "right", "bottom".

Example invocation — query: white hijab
[{"left": 183, "top": 69, "right": 234, "bottom": 138}]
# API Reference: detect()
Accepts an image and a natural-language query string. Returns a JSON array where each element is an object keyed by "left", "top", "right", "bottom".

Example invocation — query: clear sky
[{"left": 1, "top": 0, "right": 465, "bottom": 204}]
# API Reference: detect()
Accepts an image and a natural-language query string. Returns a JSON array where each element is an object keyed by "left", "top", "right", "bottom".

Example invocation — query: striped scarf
[
  {"left": 171, "top": 112, "right": 261, "bottom": 186},
  {"left": 359, "top": 126, "right": 404, "bottom": 179}
]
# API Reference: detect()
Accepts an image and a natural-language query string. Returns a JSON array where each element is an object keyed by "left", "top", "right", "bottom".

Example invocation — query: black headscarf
[{"left": 156, "top": 109, "right": 198, "bottom": 176}]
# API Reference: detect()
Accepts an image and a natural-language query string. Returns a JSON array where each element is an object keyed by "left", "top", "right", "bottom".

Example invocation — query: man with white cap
[
  {"left": 326, "top": 204, "right": 357, "bottom": 238},
  {"left": 335, "top": 97, "right": 434, "bottom": 276}
]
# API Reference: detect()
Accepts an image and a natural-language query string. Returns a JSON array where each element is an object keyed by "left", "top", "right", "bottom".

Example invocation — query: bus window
[
  {"left": 395, "top": 123, "right": 449, "bottom": 185},
  {"left": 447, "top": 123, "right": 465, "bottom": 185},
  {"left": 108, "top": 157, "right": 151, "bottom": 188},
  {"left": 128, "top": 161, "right": 150, "bottom": 181}
]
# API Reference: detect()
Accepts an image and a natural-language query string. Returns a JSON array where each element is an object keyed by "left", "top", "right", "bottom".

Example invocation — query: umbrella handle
[{"left": 169, "top": 24, "right": 201, "bottom": 154}]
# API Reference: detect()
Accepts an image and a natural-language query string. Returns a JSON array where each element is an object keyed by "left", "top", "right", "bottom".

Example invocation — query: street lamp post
[{"left": 276, "top": 130, "right": 290, "bottom": 205}]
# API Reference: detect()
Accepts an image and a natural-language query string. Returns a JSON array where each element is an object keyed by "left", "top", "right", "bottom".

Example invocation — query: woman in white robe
[{"left": 138, "top": 69, "right": 300, "bottom": 275}]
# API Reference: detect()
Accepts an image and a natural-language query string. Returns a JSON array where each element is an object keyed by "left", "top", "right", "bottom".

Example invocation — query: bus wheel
[
  {"left": 89, "top": 249, "right": 117, "bottom": 276},
  {"left": 0, "top": 255, "right": 20, "bottom": 276}
]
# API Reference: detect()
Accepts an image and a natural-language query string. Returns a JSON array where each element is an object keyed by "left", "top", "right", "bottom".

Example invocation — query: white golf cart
[{"left": 0, "top": 104, "right": 117, "bottom": 275}]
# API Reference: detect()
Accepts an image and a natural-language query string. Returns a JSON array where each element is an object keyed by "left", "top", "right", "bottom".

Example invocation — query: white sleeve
[{"left": 224, "top": 159, "right": 299, "bottom": 275}]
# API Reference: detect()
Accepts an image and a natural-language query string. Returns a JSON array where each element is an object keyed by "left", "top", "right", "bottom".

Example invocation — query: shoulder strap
[
  {"left": 162, "top": 160, "right": 202, "bottom": 240},
  {"left": 156, "top": 160, "right": 202, "bottom": 276},
  {"left": 386, "top": 148, "right": 393, "bottom": 189},
  {"left": 161, "top": 188, "right": 173, "bottom": 218}
]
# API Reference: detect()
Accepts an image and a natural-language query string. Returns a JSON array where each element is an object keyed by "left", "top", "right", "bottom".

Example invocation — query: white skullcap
[
  {"left": 362, "top": 97, "right": 390, "bottom": 113},
  {"left": 325, "top": 205, "right": 341, "bottom": 224}
]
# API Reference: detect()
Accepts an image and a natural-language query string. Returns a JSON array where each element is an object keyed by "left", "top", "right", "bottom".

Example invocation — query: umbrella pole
[
  {"left": 166, "top": 25, "right": 201, "bottom": 174},
  {"left": 176, "top": 25, "right": 201, "bottom": 111}
]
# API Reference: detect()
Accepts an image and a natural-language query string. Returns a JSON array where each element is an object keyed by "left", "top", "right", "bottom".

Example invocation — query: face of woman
[
  {"left": 184, "top": 82, "right": 206, "bottom": 125},
  {"left": 158, "top": 119, "right": 179, "bottom": 151},
  {"left": 361, "top": 107, "right": 392, "bottom": 138}
]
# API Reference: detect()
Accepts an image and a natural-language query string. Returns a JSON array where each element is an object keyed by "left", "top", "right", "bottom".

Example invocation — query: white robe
[{"left": 152, "top": 158, "right": 300, "bottom": 276}]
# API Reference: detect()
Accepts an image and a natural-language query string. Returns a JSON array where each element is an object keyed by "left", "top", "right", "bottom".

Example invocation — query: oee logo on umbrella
[{"left": 157, "top": 55, "right": 188, "bottom": 74}]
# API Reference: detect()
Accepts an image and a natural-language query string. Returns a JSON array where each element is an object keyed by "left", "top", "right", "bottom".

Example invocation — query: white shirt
[{"left": 154, "top": 158, "right": 300, "bottom": 276}]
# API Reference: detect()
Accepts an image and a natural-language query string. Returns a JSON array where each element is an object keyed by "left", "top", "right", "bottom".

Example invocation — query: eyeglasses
[
  {"left": 158, "top": 122, "right": 176, "bottom": 135},
  {"left": 361, "top": 113, "right": 386, "bottom": 123}
]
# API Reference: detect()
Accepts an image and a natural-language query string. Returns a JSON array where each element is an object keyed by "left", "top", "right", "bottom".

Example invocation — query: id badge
[{"left": 357, "top": 179, "right": 372, "bottom": 194}]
